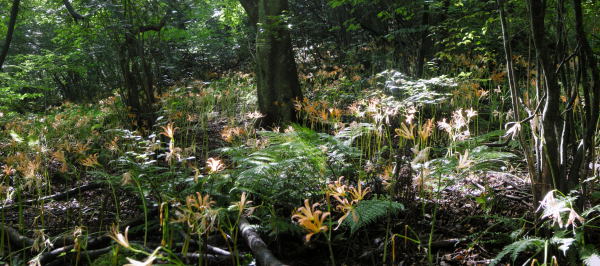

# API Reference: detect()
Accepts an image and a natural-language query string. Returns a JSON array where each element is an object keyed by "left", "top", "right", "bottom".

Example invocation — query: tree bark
[
  {"left": 253, "top": 0, "right": 302, "bottom": 126},
  {"left": 239, "top": 217, "right": 286, "bottom": 266},
  {"left": 0, "top": 0, "right": 21, "bottom": 71},
  {"left": 239, "top": 0, "right": 258, "bottom": 26},
  {"left": 528, "top": 0, "right": 561, "bottom": 201},
  {"left": 416, "top": 2, "right": 430, "bottom": 78},
  {"left": 568, "top": 0, "right": 600, "bottom": 192},
  {"left": 497, "top": 0, "right": 537, "bottom": 198}
]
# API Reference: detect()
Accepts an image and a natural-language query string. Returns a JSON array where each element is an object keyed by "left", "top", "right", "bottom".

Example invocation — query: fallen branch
[
  {"left": 1, "top": 206, "right": 153, "bottom": 264},
  {"left": 44, "top": 246, "right": 113, "bottom": 266},
  {"left": 37, "top": 235, "right": 112, "bottom": 264},
  {"left": 35, "top": 210, "right": 158, "bottom": 264},
  {"left": 178, "top": 252, "right": 232, "bottom": 264},
  {"left": 0, "top": 183, "right": 104, "bottom": 211},
  {"left": 424, "top": 238, "right": 460, "bottom": 250},
  {"left": 132, "top": 242, "right": 231, "bottom": 264},
  {"left": 239, "top": 217, "right": 286, "bottom": 266},
  {"left": 176, "top": 230, "right": 232, "bottom": 256}
]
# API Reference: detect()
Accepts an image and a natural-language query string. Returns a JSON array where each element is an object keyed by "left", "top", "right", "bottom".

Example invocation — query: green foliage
[
  {"left": 221, "top": 125, "right": 359, "bottom": 210},
  {"left": 335, "top": 122, "right": 376, "bottom": 146},
  {"left": 1, "top": 0, "right": 599, "bottom": 264},
  {"left": 490, "top": 237, "right": 545, "bottom": 266},
  {"left": 491, "top": 191, "right": 600, "bottom": 265},
  {"left": 342, "top": 199, "right": 404, "bottom": 234},
  {"left": 264, "top": 214, "right": 304, "bottom": 237},
  {"left": 376, "top": 70, "right": 455, "bottom": 105},
  {"left": 468, "top": 145, "right": 516, "bottom": 170},
  {"left": 422, "top": 145, "right": 516, "bottom": 178}
]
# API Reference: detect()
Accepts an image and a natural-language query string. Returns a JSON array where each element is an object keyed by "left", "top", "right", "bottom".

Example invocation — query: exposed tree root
[
  {"left": 239, "top": 217, "right": 286, "bottom": 266},
  {"left": 177, "top": 230, "right": 232, "bottom": 257}
]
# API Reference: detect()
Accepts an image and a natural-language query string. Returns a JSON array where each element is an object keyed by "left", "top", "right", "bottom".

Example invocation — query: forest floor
[
  {"left": 2, "top": 73, "right": 594, "bottom": 265},
  {"left": 4, "top": 123, "right": 534, "bottom": 266}
]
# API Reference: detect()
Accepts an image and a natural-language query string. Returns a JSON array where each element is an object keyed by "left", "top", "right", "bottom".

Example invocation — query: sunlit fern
[
  {"left": 221, "top": 125, "right": 360, "bottom": 210},
  {"left": 490, "top": 237, "right": 545, "bottom": 266},
  {"left": 341, "top": 199, "right": 404, "bottom": 234}
]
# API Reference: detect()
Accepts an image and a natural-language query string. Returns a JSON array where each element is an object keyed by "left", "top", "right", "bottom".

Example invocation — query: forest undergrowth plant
[
  {"left": 0, "top": 101, "right": 125, "bottom": 257},
  {"left": 157, "top": 75, "right": 256, "bottom": 158},
  {"left": 220, "top": 125, "right": 360, "bottom": 211},
  {"left": 492, "top": 190, "right": 600, "bottom": 265},
  {"left": 109, "top": 225, "right": 183, "bottom": 265},
  {"left": 291, "top": 176, "right": 404, "bottom": 265},
  {"left": 436, "top": 108, "right": 477, "bottom": 156},
  {"left": 222, "top": 192, "right": 254, "bottom": 265},
  {"left": 389, "top": 224, "right": 422, "bottom": 264},
  {"left": 292, "top": 198, "right": 336, "bottom": 265},
  {"left": 173, "top": 192, "right": 219, "bottom": 265}
]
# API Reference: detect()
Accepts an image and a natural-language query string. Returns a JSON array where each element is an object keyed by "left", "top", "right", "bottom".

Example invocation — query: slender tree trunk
[
  {"left": 555, "top": 0, "right": 571, "bottom": 189},
  {"left": 0, "top": 0, "right": 21, "bottom": 71},
  {"left": 528, "top": 0, "right": 561, "bottom": 201},
  {"left": 497, "top": 0, "right": 537, "bottom": 198},
  {"left": 416, "top": 2, "right": 430, "bottom": 78},
  {"left": 569, "top": 0, "right": 600, "bottom": 192}
]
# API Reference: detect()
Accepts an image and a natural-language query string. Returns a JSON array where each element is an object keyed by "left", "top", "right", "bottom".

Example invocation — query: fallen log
[
  {"left": 239, "top": 217, "right": 286, "bottom": 266},
  {"left": 176, "top": 230, "right": 232, "bottom": 256},
  {"left": 2, "top": 225, "right": 34, "bottom": 248},
  {"left": 37, "top": 235, "right": 112, "bottom": 264}
]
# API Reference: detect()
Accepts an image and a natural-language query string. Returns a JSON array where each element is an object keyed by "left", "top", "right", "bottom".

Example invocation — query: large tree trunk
[
  {"left": 251, "top": 0, "right": 302, "bottom": 126},
  {"left": 528, "top": 0, "right": 561, "bottom": 202},
  {"left": 239, "top": 0, "right": 258, "bottom": 26},
  {"left": 0, "top": 0, "right": 21, "bottom": 71}
]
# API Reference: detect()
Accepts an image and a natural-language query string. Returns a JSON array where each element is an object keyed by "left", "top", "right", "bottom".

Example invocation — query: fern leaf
[
  {"left": 342, "top": 199, "right": 404, "bottom": 234},
  {"left": 490, "top": 237, "right": 544, "bottom": 266}
]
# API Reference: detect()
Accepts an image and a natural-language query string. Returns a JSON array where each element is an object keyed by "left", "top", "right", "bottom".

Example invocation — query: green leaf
[
  {"left": 342, "top": 199, "right": 404, "bottom": 234},
  {"left": 490, "top": 237, "right": 544, "bottom": 266}
]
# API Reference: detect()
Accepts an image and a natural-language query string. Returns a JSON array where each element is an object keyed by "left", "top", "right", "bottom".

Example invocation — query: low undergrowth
[{"left": 1, "top": 70, "right": 599, "bottom": 265}]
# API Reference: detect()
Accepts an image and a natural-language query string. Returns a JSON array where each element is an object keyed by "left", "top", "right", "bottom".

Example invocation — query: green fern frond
[
  {"left": 342, "top": 199, "right": 404, "bottom": 234},
  {"left": 221, "top": 125, "right": 360, "bottom": 209},
  {"left": 335, "top": 122, "right": 376, "bottom": 146},
  {"left": 490, "top": 237, "right": 545, "bottom": 266}
]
